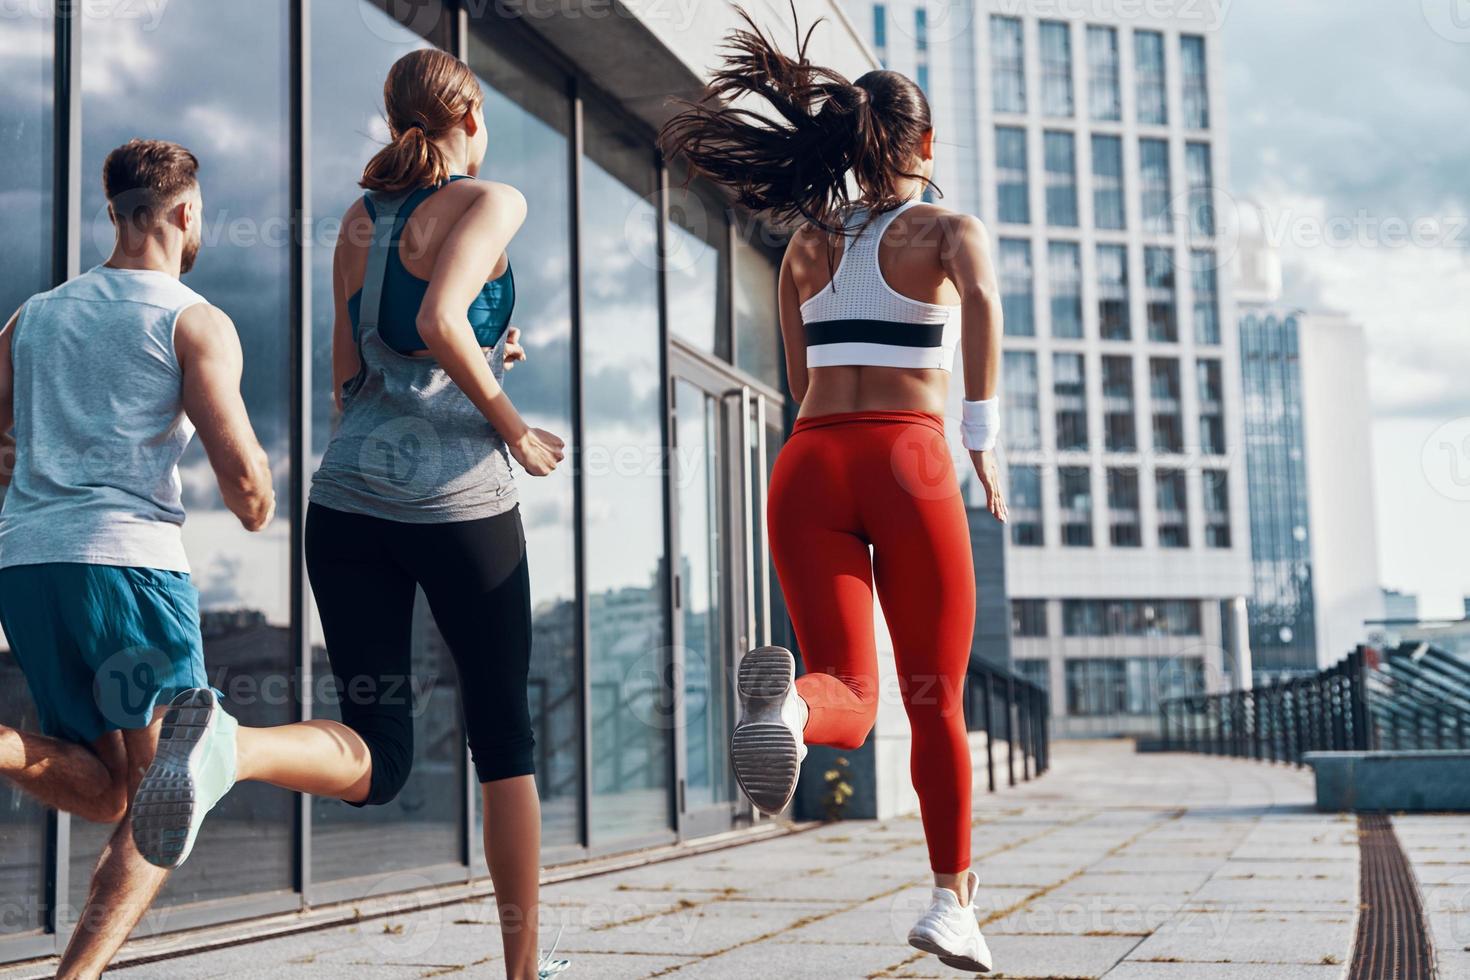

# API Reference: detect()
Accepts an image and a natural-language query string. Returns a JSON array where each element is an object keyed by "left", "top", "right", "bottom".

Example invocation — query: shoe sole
[
  {"left": 908, "top": 934, "right": 992, "bottom": 973},
  {"left": 731, "top": 646, "right": 800, "bottom": 816},
  {"left": 132, "top": 689, "right": 217, "bottom": 869}
]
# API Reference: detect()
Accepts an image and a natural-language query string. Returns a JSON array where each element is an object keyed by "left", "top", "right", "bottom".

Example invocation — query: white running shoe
[
  {"left": 132, "top": 688, "right": 239, "bottom": 869},
  {"left": 907, "top": 870, "right": 993, "bottom": 973},
  {"left": 730, "top": 646, "right": 808, "bottom": 815},
  {"left": 538, "top": 923, "right": 570, "bottom": 977}
]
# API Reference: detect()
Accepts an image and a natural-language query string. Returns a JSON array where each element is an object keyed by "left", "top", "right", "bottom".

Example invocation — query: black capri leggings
[{"left": 304, "top": 502, "right": 534, "bottom": 805}]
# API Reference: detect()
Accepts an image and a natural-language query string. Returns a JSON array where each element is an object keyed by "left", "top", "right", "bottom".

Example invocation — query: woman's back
[{"left": 785, "top": 201, "right": 969, "bottom": 417}]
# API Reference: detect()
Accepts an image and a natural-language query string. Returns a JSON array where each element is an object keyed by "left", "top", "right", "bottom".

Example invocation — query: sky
[{"left": 1222, "top": 0, "right": 1470, "bottom": 618}]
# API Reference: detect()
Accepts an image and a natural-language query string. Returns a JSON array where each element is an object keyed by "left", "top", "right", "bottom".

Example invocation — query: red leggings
[{"left": 769, "top": 410, "right": 975, "bottom": 873}]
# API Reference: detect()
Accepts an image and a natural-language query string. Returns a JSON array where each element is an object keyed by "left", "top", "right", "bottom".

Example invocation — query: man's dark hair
[{"left": 102, "top": 138, "right": 199, "bottom": 231}]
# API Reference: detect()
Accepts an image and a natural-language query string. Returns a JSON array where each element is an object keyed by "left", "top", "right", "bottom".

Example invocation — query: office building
[
  {"left": 1235, "top": 206, "right": 1385, "bottom": 677},
  {"left": 853, "top": 0, "right": 1252, "bottom": 735}
]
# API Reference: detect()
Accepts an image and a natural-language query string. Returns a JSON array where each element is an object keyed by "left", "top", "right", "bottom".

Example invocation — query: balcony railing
[
  {"left": 1158, "top": 643, "right": 1470, "bottom": 763},
  {"left": 966, "top": 660, "right": 1051, "bottom": 790}
]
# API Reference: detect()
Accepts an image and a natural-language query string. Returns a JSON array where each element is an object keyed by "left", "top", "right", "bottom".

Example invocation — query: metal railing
[
  {"left": 1159, "top": 643, "right": 1470, "bottom": 764},
  {"left": 966, "top": 660, "right": 1051, "bottom": 790}
]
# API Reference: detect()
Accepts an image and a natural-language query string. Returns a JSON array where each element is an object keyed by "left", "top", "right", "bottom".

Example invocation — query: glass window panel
[
  {"left": 1096, "top": 243, "right": 1130, "bottom": 340},
  {"left": 1139, "top": 138, "right": 1173, "bottom": 234},
  {"left": 469, "top": 17, "right": 582, "bottom": 849},
  {"left": 1058, "top": 466, "right": 1093, "bottom": 547},
  {"left": 1192, "top": 250, "right": 1220, "bottom": 344},
  {"left": 1145, "top": 246, "right": 1177, "bottom": 342},
  {"left": 581, "top": 102, "right": 672, "bottom": 844},
  {"left": 666, "top": 170, "right": 729, "bottom": 355},
  {"left": 1002, "top": 350, "right": 1039, "bottom": 450},
  {"left": 995, "top": 127, "right": 1030, "bottom": 225},
  {"left": 990, "top": 16, "right": 1026, "bottom": 113},
  {"left": 1043, "top": 131, "right": 1077, "bottom": 227},
  {"left": 1047, "top": 241, "right": 1082, "bottom": 339},
  {"left": 1134, "top": 29, "right": 1168, "bottom": 125},
  {"left": 733, "top": 218, "right": 782, "bottom": 389},
  {"left": 1053, "top": 352, "right": 1088, "bottom": 452},
  {"left": 1101, "top": 355, "right": 1136, "bottom": 453},
  {"left": 1008, "top": 464, "right": 1044, "bottom": 546},
  {"left": 1086, "top": 25, "right": 1121, "bottom": 121},
  {"left": 1039, "top": 21, "right": 1073, "bottom": 117},
  {"left": 1107, "top": 468, "right": 1142, "bottom": 547},
  {"left": 1091, "top": 134, "right": 1125, "bottom": 230},
  {"left": 1156, "top": 468, "right": 1190, "bottom": 548},
  {"left": 999, "top": 238, "right": 1034, "bottom": 337},
  {"left": 75, "top": 0, "right": 294, "bottom": 905},
  {"left": 1181, "top": 35, "right": 1210, "bottom": 129},
  {"left": 1011, "top": 600, "right": 1049, "bottom": 638},
  {"left": 873, "top": 3, "right": 887, "bottom": 49},
  {"left": 0, "top": 3, "right": 52, "bottom": 938},
  {"left": 1186, "top": 142, "right": 1214, "bottom": 238}
]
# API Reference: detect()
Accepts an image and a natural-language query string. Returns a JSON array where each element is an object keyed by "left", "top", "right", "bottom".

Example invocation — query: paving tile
[{"left": 1125, "top": 910, "right": 1353, "bottom": 965}]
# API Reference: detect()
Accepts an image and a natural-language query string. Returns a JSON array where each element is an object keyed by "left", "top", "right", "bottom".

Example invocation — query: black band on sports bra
[{"left": 805, "top": 318, "right": 947, "bottom": 349}]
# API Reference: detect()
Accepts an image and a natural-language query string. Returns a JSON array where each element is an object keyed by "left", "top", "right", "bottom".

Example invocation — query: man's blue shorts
[{"left": 0, "top": 563, "right": 208, "bottom": 745}]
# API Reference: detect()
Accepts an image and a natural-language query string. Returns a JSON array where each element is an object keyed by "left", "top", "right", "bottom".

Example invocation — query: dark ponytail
[{"left": 659, "top": 6, "right": 935, "bottom": 234}]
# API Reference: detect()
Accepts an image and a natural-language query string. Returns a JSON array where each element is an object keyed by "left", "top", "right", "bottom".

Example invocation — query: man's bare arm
[{"left": 174, "top": 304, "right": 275, "bottom": 531}]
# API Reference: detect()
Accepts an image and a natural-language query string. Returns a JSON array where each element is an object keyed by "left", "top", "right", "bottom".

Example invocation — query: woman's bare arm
[{"left": 778, "top": 238, "right": 809, "bottom": 403}]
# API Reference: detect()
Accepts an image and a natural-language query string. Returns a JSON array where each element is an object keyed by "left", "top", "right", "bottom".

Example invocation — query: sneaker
[
  {"left": 131, "top": 688, "right": 239, "bottom": 869},
  {"left": 538, "top": 923, "right": 570, "bottom": 978},
  {"left": 907, "top": 871, "right": 993, "bottom": 973},
  {"left": 731, "top": 645, "right": 807, "bottom": 815}
]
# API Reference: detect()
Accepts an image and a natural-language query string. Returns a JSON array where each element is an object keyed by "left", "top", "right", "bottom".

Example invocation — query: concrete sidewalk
[{"left": 83, "top": 740, "right": 1438, "bottom": 979}]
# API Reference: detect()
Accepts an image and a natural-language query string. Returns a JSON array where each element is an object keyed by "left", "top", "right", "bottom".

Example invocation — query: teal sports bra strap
[{"left": 359, "top": 190, "right": 411, "bottom": 338}]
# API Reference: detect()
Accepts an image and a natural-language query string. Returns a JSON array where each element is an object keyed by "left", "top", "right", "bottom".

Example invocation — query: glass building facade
[
  {"left": 1239, "top": 312, "right": 1318, "bottom": 673},
  {"left": 0, "top": 0, "right": 791, "bottom": 961}
]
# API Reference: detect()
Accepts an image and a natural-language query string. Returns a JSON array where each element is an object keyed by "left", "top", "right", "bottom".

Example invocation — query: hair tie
[{"left": 405, "top": 120, "right": 427, "bottom": 134}]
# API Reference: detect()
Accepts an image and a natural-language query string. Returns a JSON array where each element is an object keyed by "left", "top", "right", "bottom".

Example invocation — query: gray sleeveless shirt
[{"left": 310, "top": 191, "right": 518, "bottom": 523}]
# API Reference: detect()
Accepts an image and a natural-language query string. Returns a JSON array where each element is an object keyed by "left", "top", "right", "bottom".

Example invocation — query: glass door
[{"left": 669, "top": 351, "right": 780, "bottom": 838}]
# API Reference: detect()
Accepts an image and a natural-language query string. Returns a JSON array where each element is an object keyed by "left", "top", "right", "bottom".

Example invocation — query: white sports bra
[{"left": 799, "top": 199, "right": 961, "bottom": 372}]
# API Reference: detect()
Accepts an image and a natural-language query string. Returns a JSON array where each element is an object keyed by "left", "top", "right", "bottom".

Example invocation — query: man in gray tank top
[{"left": 0, "top": 139, "right": 275, "bottom": 977}]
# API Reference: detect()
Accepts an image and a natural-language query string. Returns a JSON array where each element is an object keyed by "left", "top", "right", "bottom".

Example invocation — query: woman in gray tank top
[{"left": 309, "top": 50, "right": 567, "bottom": 979}]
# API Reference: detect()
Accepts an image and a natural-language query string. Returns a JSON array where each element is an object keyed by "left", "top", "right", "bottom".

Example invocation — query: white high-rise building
[{"left": 850, "top": 0, "right": 1252, "bottom": 735}]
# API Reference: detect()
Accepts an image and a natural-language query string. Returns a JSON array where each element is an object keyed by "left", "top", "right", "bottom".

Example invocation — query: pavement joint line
[{"left": 638, "top": 809, "right": 1108, "bottom": 978}]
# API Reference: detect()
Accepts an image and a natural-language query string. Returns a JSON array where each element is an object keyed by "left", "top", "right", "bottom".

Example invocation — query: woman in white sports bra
[{"left": 662, "top": 10, "right": 1005, "bottom": 974}]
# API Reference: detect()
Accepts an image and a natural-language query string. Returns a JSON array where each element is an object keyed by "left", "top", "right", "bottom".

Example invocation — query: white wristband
[{"left": 960, "top": 398, "right": 1000, "bottom": 452}]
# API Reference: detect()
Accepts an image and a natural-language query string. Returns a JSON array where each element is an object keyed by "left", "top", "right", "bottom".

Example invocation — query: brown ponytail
[
  {"left": 659, "top": 5, "right": 935, "bottom": 234},
  {"left": 360, "top": 49, "right": 483, "bottom": 194}
]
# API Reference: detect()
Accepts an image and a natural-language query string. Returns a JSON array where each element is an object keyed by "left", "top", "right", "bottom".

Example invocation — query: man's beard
[{"left": 180, "top": 233, "right": 201, "bottom": 275}]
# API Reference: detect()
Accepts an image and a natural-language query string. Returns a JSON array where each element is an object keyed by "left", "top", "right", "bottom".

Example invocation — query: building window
[
  {"left": 1192, "top": 250, "right": 1220, "bottom": 345},
  {"left": 1156, "top": 468, "right": 1190, "bottom": 548},
  {"left": 1086, "top": 24, "right": 1121, "bottom": 121},
  {"left": 1063, "top": 599, "right": 1203, "bottom": 637},
  {"left": 1150, "top": 357, "right": 1184, "bottom": 453},
  {"left": 1016, "top": 659, "right": 1052, "bottom": 691},
  {"left": 996, "top": 126, "right": 1030, "bottom": 224},
  {"left": 1010, "top": 465, "right": 1044, "bottom": 546},
  {"left": 1012, "top": 599, "right": 1049, "bottom": 637},
  {"left": 1065, "top": 656, "right": 1204, "bottom": 716},
  {"left": 1101, "top": 355, "right": 1136, "bottom": 452},
  {"left": 916, "top": 62, "right": 930, "bottom": 94},
  {"left": 1107, "top": 468, "right": 1142, "bottom": 547},
  {"left": 1039, "top": 20, "right": 1073, "bottom": 117},
  {"left": 1054, "top": 352, "right": 1089, "bottom": 451},
  {"left": 991, "top": 15, "right": 1027, "bottom": 113},
  {"left": 1048, "top": 241, "right": 1083, "bottom": 338},
  {"left": 1186, "top": 142, "right": 1214, "bottom": 238},
  {"left": 1000, "top": 238, "right": 1035, "bottom": 336},
  {"left": 1181, "top": 34, "right": 1210, "bottom": 129},
  {"left": 914, "top": 7, "right": 928, "bottom": 51},
  {"left": 1058, "top": 466, "right": 1094, "bottom": 546},
  {"left": 1003, "top": 351, "right": 1041, "bottom": 450},
  {"left": 666, "top": 171, "right": 730, "bottom": 355},
  {"left": 1204, "top": 469, "right": 1231, "bottom": 548},
  {"left": 1091, "top": 134, "right": 1126, "bottom": 230},
  {"left": 1139, "top": 138, "right": 1173, "bottom": 234},
  {"left": 1144, "top": 246, "right": 1177, "bottom": 342},
  {"left": 1097, "top": 243, "right": 1130, "bottom": 340},
  {"left": 1043, "top": 131, "right": 1079, "bottom": 227},
  {"left": 1134, "top": 29, "right": 1168, "bottom": 125},
  {"left": 873, "top": 4, "right": 887, "bottom": 52},
  {"left": 1198, "top": 358, "right": 1226, "bottom": 455}
]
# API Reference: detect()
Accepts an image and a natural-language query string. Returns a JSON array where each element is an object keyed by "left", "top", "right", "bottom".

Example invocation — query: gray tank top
[
  {"left": 0, "top": 266, "right": 204, "bottom": 573},
  {"left": 310, "top": 190, "right": 518, "bottom": 523}
]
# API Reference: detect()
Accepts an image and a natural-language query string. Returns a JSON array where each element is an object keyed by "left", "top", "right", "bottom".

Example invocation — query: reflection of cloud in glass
[{"left": 0, "top": 13, "right": 52, "bottom": 319}]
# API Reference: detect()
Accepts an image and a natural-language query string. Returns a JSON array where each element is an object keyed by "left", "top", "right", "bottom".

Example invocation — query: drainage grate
[{"left": 1349, "top": 813, "right": 1435, "bottom": 979}]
